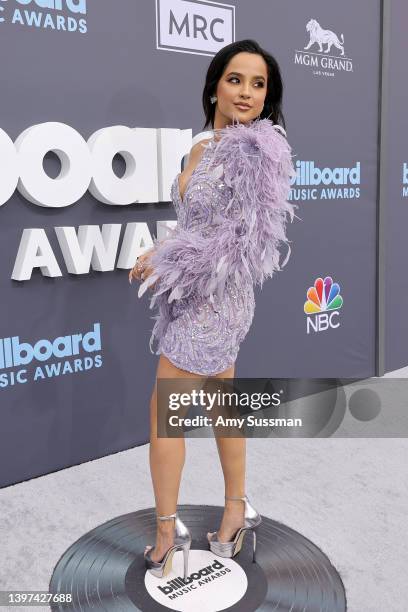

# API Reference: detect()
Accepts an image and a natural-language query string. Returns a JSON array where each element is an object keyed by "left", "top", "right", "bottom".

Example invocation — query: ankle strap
[
  {"left": 225, "top": 495, "right": 247, "bottom": 501},
  {"left": 157, "top": 512, "right": 177, "bottom": 521}
]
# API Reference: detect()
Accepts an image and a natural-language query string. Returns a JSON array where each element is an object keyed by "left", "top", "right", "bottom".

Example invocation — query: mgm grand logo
[{"left": 295, "top": 18, "right": 354, "bottom": 75}]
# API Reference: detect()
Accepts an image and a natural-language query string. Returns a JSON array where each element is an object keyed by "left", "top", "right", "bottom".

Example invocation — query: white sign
[{"left": 0, "top": 122, "right": 192, "bottom": 207}]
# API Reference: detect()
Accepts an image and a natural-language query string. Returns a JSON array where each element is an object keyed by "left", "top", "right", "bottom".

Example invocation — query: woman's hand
[{"left": 129, "top": 248, "right": 155, "bottom": 285}]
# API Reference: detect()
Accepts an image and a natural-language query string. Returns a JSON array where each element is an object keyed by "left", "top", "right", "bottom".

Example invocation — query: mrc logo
[
  {"left": 156, "top": 0, "right": 235, "bottom": 57},
  {"left": 304, "top": 276, "right": 343, "bottom": 334}
]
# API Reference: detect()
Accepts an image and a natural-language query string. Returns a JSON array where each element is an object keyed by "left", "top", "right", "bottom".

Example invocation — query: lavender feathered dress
[{"left": 138, "top": 118, "right": 298, "bottom": 375}]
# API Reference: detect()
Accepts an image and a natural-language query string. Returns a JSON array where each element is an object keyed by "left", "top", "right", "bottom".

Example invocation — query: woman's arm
[
  {"left": 131, "top": 138, "right": 214, "bottom": 286},
  {"left": 137, "top": 118, "right": 299, "bottom": 305}
]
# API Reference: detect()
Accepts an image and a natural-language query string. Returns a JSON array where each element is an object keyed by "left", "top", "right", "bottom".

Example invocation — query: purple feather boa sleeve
[
  {"left": 138, "top": 117, "right": 299, "bottom": 353},
  {"left": 209, "top": 117, "right": 299, "bottom": 287}
]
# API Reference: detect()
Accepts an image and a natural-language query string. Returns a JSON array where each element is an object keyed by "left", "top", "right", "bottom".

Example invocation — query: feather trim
[
  {"left": 138, "top": 117, "right": 300, "bottom": 354},
  {"left": 209, "top": 117, "right": 299, "bottom": 287}
]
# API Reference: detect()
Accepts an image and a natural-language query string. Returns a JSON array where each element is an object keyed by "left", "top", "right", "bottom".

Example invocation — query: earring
[{"left": 210, "top": 95, "right": 217, "bottom": 104}]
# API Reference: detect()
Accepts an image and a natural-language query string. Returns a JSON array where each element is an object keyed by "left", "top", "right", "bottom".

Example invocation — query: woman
[{"left": 129, "top": 39, "right": 298, "bottom": 580}]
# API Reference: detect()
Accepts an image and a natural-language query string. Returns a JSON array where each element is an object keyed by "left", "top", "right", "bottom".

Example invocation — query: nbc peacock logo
[{"left": 304, "top": 276, "right": 343, "bottom": 334}]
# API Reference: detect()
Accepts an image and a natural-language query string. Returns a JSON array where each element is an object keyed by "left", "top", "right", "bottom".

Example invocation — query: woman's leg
[
  {"left": 147, "top": 354, "right": 224, "bottom": 561},
  {"left": 214, "top": 436, "right": 246, "bottom": 541},
  {"left": 146, "top": 354, "right": 190, "bottom": 561},
  {"left": 212, "top": 363, "right": 247, "bottom": 542}
]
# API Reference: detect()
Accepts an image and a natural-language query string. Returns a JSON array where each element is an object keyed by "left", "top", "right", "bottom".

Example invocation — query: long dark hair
[{"left": 202, "top": 39, "right": 286, "bottom": 132}]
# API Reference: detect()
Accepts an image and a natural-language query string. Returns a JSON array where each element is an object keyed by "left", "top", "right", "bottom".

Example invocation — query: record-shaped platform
[{"left": 49, "top": 505, "right": 347, "bottom": 611}]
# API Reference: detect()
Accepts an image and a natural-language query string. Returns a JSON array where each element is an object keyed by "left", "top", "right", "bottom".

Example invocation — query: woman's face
[{"left": 214, "top": 52, "right": 268, "bottom": 128}]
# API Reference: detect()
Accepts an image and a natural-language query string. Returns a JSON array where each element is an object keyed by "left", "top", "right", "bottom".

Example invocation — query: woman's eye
[{"left": 228, "top": 77, "right": 264, "bottom": 87}]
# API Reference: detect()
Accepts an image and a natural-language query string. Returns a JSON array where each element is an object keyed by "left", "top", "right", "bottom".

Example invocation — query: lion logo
[{"left": 304, "top": 19, "right": 345, "bottom": 56}]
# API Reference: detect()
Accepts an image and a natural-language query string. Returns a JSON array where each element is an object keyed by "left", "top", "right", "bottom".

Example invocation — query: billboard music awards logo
[
  {"left": 144, "top": 551, "right": 248, "bottom": 610},
  {"left": 0, "top": 322, "right": 102, "bottom": 389},
  {"left": 291, "top": 160, "right": 361, "bottom": 202},
  {"left": 0, "top": 121, "right": 181, "bottom": 281},
  {"left": 0, "top": 0, "right": 87, "bottom": 34},
  {"left": 403, "top": 162, "right": 408, "bottom": 197},
  {"left": 304, "top": 276, "right": 343, "bottom": 334},
  {"left": 294, "top": 18, "right": 354, "bottom": 77},
  {"left": 156, "top": 0, "right": 235, "bottom": 57}
]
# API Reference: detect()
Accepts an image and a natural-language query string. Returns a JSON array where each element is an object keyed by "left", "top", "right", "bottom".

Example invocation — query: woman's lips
[{"left": 234, "top": 104, "right": 251, "bottom": 111}]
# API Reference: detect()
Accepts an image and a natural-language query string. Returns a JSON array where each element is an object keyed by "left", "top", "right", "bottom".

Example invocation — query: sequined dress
[
  {"left": 159, "top": 138, "right": 255, "bottom": 375},
  {"left": 137, "top": 118, "right": 297, "bottom": 376}
]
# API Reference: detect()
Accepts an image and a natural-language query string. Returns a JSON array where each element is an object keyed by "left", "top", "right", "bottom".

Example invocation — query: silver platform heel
[
  {"left": 207, "top": 495, "right": 262, "bottom": 562},
  {"left": 144, "top": 512, "right": 192, "bottom": 579}
]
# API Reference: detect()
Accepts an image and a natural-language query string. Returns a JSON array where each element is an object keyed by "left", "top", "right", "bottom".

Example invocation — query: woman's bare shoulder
[
  {"left": 190, "top": 138, "right": 213, "bottom": 156},
  {"left": 182, "top": 138, "right": 212, "bottom": 175}
]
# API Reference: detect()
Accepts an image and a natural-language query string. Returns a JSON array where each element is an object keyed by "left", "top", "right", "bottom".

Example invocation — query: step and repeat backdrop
[
  {"left": 0, "top": 0, "right": 403, "bottom": 486},
  {"left": 384, "top": 0, "right": 408, "bottom": 372}
]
